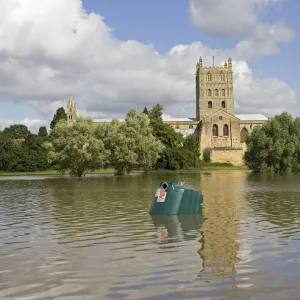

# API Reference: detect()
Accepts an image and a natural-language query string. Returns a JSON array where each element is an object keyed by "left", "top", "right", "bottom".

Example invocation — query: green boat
[{"left": 149, "top": 181, "right": 203, "bottom": 215}]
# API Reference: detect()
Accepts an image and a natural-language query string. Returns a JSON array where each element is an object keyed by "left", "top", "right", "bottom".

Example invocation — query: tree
[
  {"left": 44, "top": 118, "right": 109, "bottom": 177},
  {"left": 15, "top": 134, "right": 49, "bottom": 172},
  {"left": 0, "top": 133, "right": 21, "bottom": 171},
  {"left": 2, "top": 124, "right": 31, "bottom": 139},
  {"left": 0, "top": 131, "right": 49, "bottom": 172},
  {"left": 244, "top": 112, "right": 300, "bottom": 173},
  {"left": 148, "top": 104, "right": 184, "bottom": 148},
  {"left": 38, "top": 126, "right": 48, "bottom": 137},
  {"left": 50, "top": 107, "right": 67, "bottom": 130},
  {"left": 145, "top": 104, "right": 202, "bottom": 170},
  {"left": 95, "top": 109, "right": 165, "bottom": 175},
  {"left": 202, "top": 148, "right": 211, "bottom": 163},
  {"left": 142, "top": 107, "right": 149, "bottom": 115}
]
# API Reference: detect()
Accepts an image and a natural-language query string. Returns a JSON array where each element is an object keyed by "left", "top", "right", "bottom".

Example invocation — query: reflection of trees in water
[
  {"left": 150, "top": 212, "right": 203, "bottom": 244},
  {"left": 47, "top": 176, "right": 152, "bottom": 239},
  {"left": 245, "top": 173, "right": 300, "bottom": 229},
  {"left": 46, "top": 174, "right": 205, "bottom": 243},
  {"left": 46, "top": 173, "right": 204, "bottom": 235},
  {"left": 197, "top": 171, "right": 248, "bottom": 278}
]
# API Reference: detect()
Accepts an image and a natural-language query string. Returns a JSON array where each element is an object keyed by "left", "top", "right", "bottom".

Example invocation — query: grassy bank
[
  {"left": 0, "top": 167, "right": 116, "bottom": 176},
  {"left": 152, "top": 162, "right": 249, "bottom": 173},
  {"left": 199, "top": 162, "right": 249, "bottom": 171},
  {"left": 0, "top": 163, "right": 249, "bottom": 176}
]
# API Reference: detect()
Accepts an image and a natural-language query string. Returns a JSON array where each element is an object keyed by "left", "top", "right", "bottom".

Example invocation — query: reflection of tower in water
[{"left": 197, "top": 171, "right": 248, "bottom": 278}]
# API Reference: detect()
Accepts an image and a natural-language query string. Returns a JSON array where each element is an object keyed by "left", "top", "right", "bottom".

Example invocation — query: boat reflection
[{"left": 150, "top": 211, "right": 203, "bottom": 244}]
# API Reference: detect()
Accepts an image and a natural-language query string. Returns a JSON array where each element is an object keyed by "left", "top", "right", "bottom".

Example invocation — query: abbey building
[{"left": 67, "top": 57, "right": 268, "bottom": 165}]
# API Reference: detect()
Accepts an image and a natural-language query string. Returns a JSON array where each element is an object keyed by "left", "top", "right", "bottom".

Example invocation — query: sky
[{"left": 0, "top": 0, "right": 299, "bottom": 132}]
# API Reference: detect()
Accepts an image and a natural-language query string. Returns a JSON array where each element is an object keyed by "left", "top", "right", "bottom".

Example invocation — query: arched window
[
  {"left": 221, "top": 73, "right": 225, "bottom": 81},
  {"left": 240, "top": 128, "right": 248, "bottom": 143},
  {"left": 222, "top": 89, "right": 225, "bottom": 97},
  {"left": 208, "top": 89, "right": 211, "bottom": 96},
  {"left": 223, "top": 124, "right": 229, "bottom": 136},
  {"left": 189, "top": 125, "right": 194, "bottom": 129},
  {"left": 207, "top": 73, "right": 212, "bottom": 81},
  {"left": 221, "top": 101, "right": 226, "bottom": 108},
  {"left": 215, "top": 89, "right": 219, "bottom": 96},
  {"left": 208, "top": 101, "right": 212, "bottom": 108},
  {"left": 212, "top": 124, "right": 218, "bottom": 136}
]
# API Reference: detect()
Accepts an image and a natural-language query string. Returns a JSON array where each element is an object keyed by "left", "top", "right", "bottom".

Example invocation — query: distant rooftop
[
  {"left": 91, "top": 114, "right": 268, "bottom": 123},
  {"left": 92, "top": 117, "right": 197, "bottom": 123},
  {"left": 162, "top": 117, "right": 196, "bottom": 122},
  {"left": 93, "top": 118, "right": 124, "bottom": 122},
  {"left": 235, "top": 114, "right": 268, "bottom": 121}
]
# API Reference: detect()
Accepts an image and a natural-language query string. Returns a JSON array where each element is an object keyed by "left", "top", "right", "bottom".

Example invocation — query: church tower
[
  {"left": 67, "top": 96, "right": 78, "bottom": 122},
  {"left": 195, "top": 57, "right": 234, "bottom": 121}
]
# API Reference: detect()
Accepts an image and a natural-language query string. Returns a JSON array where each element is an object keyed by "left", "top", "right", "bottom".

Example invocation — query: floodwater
[{"left": 1, "top": 171, "right": 300, "bottom": 299}]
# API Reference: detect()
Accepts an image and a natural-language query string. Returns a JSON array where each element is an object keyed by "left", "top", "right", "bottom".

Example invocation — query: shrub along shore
[{"left": 0, "top": 163, "right": 248, "bottom": 176}]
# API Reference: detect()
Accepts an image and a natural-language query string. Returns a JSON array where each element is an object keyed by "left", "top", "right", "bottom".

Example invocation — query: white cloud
[
  {"left": 0, "top": 118, "right": 48, "bottom": 133},
  {"left": 232, "top": 61, "right": 297, "bottom": 116},
  {"left": 0, "top": 0, "right": 297, "bottom": 125},
  {"left": 189, "top": 0, "right": 294, "bottom": 59}
]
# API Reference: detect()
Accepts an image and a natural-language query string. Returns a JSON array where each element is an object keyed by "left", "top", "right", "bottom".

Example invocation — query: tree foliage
[
  {"left": 2, "top": 124, "right": 31, "bottom": 139},
  {"left": 50, "top": 107, "right": 67, "bottom": 130},
  {"left": 144, "top": 104, "right": 200, "bottom": 170},
  {"left": 44, "top": 118, "right": 109, "bottom": 177},
  {"left": 38, "top": 126, "right": 48, "bottom": 137},
  {"left": 95, "top": 108, "right": 165, "bottom": 175},
  {"left": 0, "top": 103, "right": 202, "bottom": 175},
  {"left": 0, "top": 131, "right": 49, "bottom": 172},
  {"left": 244, "top": 112, "right": 300, "bottom": 173}
]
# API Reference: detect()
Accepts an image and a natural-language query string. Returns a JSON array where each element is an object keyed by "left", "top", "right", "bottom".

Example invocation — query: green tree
[
  {"left": 244, "top": 112, "right": 300, "bottom": 173},
  {"left": 44, "top": 118, "right": 109, "bottom": 177},
  {"left": 202, "top": 148, "right": 211, "bottom": 163},
  {"left": 0, "top": 131, "right": 50, "bottom": 172},
  {"left": 15, "top": 134, "right": 49, "bottom": 172},
  {"left": 96, "top": 108, "right": 165, "bottom": 175},
  {"left": 142, "top": 107, "right": 149, "bottom": 115},
  {"left": 148, "top": 104, "right": 183, "bottom": 148},
  {"left": 50, "top": 107, "right": 67, "bottom": 130},
  {"left": 0, "top": 133, "right": 21, "bottom": 171},
  {"left": 183, "top": 134, "right": 199, "bottom": 153},
  {"left": 145, "top": 104, "right": 201, "bottom": 170},
  {"left": 2, "top": 124, "right": 31, "bottom": 139},
  {"left": 38, "top": 126, "right": 48, "bottom": 137}
]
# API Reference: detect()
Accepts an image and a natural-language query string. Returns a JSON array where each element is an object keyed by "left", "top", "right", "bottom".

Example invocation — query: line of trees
[
  {"left": 1, "top": 105, "right": 296, "bottom": 176},
  {"left": 0, "top": 104, "right": 201, "bottom": 176}
]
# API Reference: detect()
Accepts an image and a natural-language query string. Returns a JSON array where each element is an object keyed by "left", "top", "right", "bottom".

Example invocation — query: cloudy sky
[{"left": 0, "top": 0, "right": 299, "bottom": 132}]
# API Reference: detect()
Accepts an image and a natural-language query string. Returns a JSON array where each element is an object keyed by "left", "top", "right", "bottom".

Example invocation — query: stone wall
[{"left": 210, "top": 148, "right": 244, "bottom": 166}]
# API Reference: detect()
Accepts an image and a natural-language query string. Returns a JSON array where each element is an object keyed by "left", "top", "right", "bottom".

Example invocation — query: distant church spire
[{"left": 67, "top": 95, "right": 78, "bottom": 122}]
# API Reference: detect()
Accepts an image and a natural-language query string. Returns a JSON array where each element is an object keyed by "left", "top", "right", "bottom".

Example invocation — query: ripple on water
[{"left": 1, "top": 172, "right": 300, "bottom": 299}]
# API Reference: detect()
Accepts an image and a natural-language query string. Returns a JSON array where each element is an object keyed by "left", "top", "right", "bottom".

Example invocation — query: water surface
[{"left": 1, "top": 171, "right": 300, "bottom": 299}]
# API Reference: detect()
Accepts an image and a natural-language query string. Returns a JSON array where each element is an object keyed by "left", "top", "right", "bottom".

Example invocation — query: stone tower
[
  {"left": 195, "top": 57, "right": 234, "bottom": 121},
  {"left": 67, "top": 96, "right": 78, "bottom": 122}
]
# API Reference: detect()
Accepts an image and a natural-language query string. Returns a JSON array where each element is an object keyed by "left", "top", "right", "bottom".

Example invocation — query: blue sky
[
  {"left": 0, "top": 0, "right": 299, "bottom": 130},
  {"left": 81, "top": 0, "right": 299, "bottom": 83}
]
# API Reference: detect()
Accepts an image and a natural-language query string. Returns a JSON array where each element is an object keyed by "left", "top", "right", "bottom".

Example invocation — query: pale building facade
[{"left": 66, "top": 57, "right": 268, "bottom": 165}]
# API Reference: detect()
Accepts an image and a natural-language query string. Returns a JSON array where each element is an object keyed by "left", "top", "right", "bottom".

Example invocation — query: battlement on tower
[{"left": 195, "top": 57, "right": 234, "bottom": 121}]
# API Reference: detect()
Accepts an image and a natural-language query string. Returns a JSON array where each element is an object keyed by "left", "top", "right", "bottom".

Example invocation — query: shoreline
[{"left": 0, "top": 164, "right": 249, "bottom": 177}]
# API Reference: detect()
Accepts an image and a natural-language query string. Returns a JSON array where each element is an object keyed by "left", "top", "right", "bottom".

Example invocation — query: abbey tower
[{"left": 196, "top": 57, "right": 234, "bottom": 121}]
